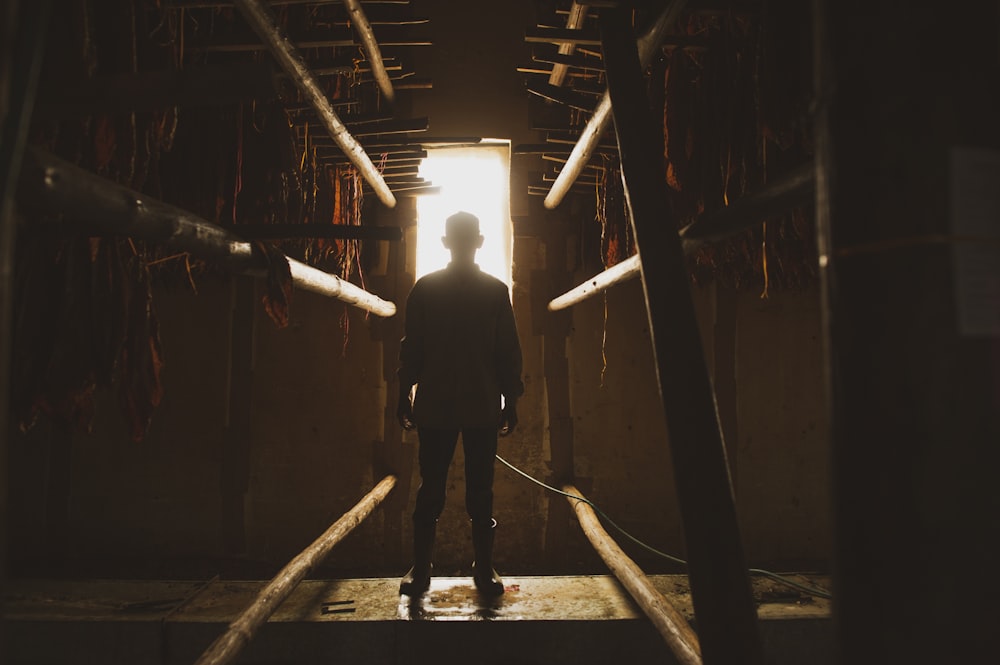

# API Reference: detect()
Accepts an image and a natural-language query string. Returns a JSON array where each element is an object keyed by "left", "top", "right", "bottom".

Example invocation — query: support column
[
  {"left": 1, "top": 0, "right": 50, "bottom": 595},
  {"left": 370, "top": 201, "right": 415, "bottom": 570},
  {"left": 814, "top": 1, "right": 1000, "bottom": 663},
  {"left": 221, "top": 276, "right": 256, "bottom": 555},
  {"left": 537, "top": 213, "right": 576, "bottom": 567},
  {"left": 598, "top": 8, "right": 763, "bottom": 664}
]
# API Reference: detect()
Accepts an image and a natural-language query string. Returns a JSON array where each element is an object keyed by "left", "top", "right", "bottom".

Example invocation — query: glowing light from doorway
[{"left": 415, "top": 144, "right": 512, "bottom": 289}]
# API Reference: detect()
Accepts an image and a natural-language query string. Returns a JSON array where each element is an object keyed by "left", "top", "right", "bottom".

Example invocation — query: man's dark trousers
[{"left": 413, "top": 426, "right": 497, "bottom": 527}]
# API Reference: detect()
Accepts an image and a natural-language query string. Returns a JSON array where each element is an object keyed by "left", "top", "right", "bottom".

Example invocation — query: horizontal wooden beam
[
  {"left": 515, "top": 143, "right": 616, "bottom": 156},
  {"left": 317, "top": 143, "right": 424, "bottom": 155},
  {"left": 173, "top": 0, "right": 411, "bottom": 6},
  {"left": 533, "top": 50, "right": 605, "bottom": 71},
  {"left": 545, "top": 131, "right": 615, "bottom": 147},
  {"left": 526, "top": 82, "right": 596, "bottom": 112},
  {"left": 34, "top": 63, "right": 278, "bottom": 117},
  {"left": 525, "top": 27, "right": 602, "bottom": 46},
  {"left": 187, "top": 25, "right": 430, "bottom": 52},
  {"left": 678, "top": 163, "right": 815, "bottom": 247},
  {"left": 337, "top": 116, "right": 428, "bottom": 137},
  {"left": 393, "top": 77, "right": 433, "bottom": 90},
  {"left": 217, "top": 223, "right": 402, "bottom": 240},
  {"left": 330, "top": 150, "right": 423, "bottom": 163},
  {"left": 541, "top": 154, "right": 608, "bottom": 169}
]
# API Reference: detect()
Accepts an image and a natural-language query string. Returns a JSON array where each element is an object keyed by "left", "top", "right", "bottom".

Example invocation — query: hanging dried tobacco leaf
[{"left": 255, "top": 240, "right": 293, "bottom": 329}]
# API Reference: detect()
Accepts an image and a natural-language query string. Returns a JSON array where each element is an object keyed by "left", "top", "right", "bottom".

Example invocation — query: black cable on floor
[{"left": 496, "top": 454, "right": 833, "bottom": 600}]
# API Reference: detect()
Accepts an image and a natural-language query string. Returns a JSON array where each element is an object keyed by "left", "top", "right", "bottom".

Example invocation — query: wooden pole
[
  {"left": 17, "top": 148, "right": 397, "bottom": 318},
  {"left": 563, "top": 483, "right": 702, "bottom": 665},
  {"left": 548, "top": 254, "right": 640, "bottom": 311},
  {"left": 548, "top": 2, "right": 588, "bottom": 87},
  {"left": 549, "top": 165, "right": 812, "bottom": 311},
  {"left": 233, "top": 0, "right": 396, "bottom": 208},
  {"left": 815, "top": 1, "right": 1000, "bottom": 663},
  {"left": 288, "top": 260, "right": 395, "bottom": 316},
  {"left": 194, "top": 475, "right": 397, "bottom": 665},
  {"left": 598, "top": 8, "right": 762, "bottom": 664},
  {"left": 544, "top": 0, "right": 687, "bottom": 210},
  {"left": 342, "top": 0, "right": 394, "bottom": 104},
  {"left": 679, "top": 164, "right": 814, "bottom": 247}
]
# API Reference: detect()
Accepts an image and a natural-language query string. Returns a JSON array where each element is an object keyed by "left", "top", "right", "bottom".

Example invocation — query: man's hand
[
  {"left": 498, "top": 401, "right": 518, "bottom": 437},
  {"left": 397, "top": 391, "right": 416, "bottom": 430}
]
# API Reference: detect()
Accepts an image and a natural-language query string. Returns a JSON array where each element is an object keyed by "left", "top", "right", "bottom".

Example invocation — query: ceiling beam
[
  {"left": 342, "top": 0, "right": 394, "bottom": 104},
  {"left": 233, "top": 0, "right": 395, "bottom": 207},
  {"left": 544, "top": 0, "right": 687, "bottom": 209}
]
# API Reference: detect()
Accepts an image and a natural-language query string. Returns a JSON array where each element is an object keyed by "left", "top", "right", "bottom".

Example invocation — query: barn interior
[{"left": 1, "top": 0, "right": 998, "bottom": 664}]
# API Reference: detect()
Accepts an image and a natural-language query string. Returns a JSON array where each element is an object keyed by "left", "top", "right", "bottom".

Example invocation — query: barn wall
[{"left": 7, "top": 0, "right": 830, "bottom": 578}]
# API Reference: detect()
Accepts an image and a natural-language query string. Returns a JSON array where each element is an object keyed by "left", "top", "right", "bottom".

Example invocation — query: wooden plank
[
  {"left": 598, "top": 9, "right": 763, "bottom": 665},
  {"left": 678, "top": 164, "right": 814, "bottom": 247},
  {"left": 545, "top": 131, "right": 615, "bottom": 147},
  {"left": 525, "top": 27, "right": 602, "bottom": 46},
  {"left": 526, "top": 82, "right": 596, "bottom": 112},
  {"left": 186, "top": 25, "right": 431, "bottom": 52},
  {"left": 515, "top": 143, "right": 616, "bottom": 156},
  {"left": 533, "top": 50, "right": 605, "bottom": 71},
  {"left": 218, "top": 223, "right": 403, "bottom": 240},
  {"left": 343, "top": 117, "right": 428, "bottom": 137}
]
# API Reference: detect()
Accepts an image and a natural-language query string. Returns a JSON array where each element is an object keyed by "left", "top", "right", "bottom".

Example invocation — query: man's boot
[
  {"left": 400, "top": 520, "right": 436, "bottom": 596},
  {"left": 471, "top": 518, "right": 504, "bottom": 596}
]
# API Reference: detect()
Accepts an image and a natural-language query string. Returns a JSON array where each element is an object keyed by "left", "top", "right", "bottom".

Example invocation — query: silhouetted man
[{"left": 396, "top": 211, "right": 523, "bottom": 597}]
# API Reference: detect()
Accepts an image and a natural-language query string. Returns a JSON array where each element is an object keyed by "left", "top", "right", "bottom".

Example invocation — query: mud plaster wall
[{"left": 564, "top": 278, "right": 831, "bottom": 571}]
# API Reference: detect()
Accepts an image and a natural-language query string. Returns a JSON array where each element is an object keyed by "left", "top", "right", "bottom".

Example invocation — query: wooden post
[
  {"left": 221, "top": 276, "right": 256, "bottom": 555},
  {"left": 814, "top": 1, "right": 1000, "bottom": 662},
  {"left": 0, "top": 0, "right": 50, "bottom": 595},
  {"left": 563, "top": 483, "right": 702, "bottom": 665},
  {"left": 194, "top": 475, "right": 397, "bottom": 665},
  {"left": 537, "top": 213, "right": 577, "bottom": 566},
  {"left": 598, "top": 8, "right": 763, "bottom": 664}
]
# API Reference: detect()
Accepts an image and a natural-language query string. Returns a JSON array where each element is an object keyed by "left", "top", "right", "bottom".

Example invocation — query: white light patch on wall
[{"left": 415, "top": 143, "right": 513, "bottom": 290}]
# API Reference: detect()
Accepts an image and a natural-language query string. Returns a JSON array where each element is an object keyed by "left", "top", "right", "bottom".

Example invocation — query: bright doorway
[{"left": 414, "top": 141, "right": 513, "bottom": 292}]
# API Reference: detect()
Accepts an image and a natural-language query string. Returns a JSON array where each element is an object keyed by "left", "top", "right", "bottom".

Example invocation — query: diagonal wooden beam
[
  {"left": 564, "top": 483, "right": 701, "bottom": 665},
  {"left": 598, "top": 7, "right": 763, "bottom": 664},
  {"left": 234, "top": 0, "right": 395, "bottom": 207},
  {"left": 343, "top": 0, "right": 394, "bottom": 104},
  {"left": 544, "top": 0, "right": 687, "bottom": 210},
  {"left": 549, "top": 1, "right": 589, "bottom": 87}
]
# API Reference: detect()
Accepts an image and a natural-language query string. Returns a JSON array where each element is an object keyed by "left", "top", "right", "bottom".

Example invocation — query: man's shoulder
[
  {"left": 411, "top": 269, "right": 447, "bottom": 292},
  {"left": 474, "top": 270, "right": 508, "bottom": 290}
]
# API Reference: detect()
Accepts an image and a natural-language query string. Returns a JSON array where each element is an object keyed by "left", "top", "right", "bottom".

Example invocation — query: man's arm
[
  {"left": 496, "top": 289, "right": 524, "bottom": 436},
  {"left": 397, "top": 284, "right": 423, "bottom": 430}
]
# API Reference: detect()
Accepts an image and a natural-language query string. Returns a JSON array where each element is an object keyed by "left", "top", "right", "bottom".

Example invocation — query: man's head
[{"left": 442, "top": 211, "right": 484, "bottom": 264}]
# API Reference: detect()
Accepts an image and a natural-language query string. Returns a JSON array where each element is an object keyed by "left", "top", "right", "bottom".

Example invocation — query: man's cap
[{"left": 445, "top": 211, "right": 481, "bottom": 238}]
